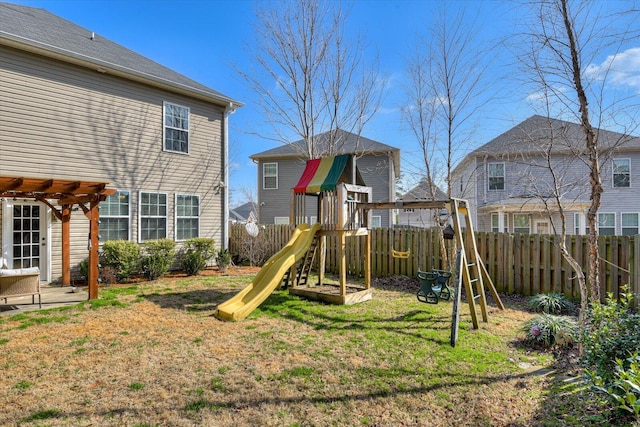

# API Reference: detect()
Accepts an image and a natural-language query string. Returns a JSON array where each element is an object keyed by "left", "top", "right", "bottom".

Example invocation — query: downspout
[{"left": 223, "top": 102, "right": 236, "bottom": 249}]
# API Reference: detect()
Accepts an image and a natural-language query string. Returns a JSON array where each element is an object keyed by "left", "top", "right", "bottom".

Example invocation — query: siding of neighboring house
[
  {"left": 0, "top": 44, "right": 227, "bottom": 280},
  {"left": 452, "top": 116, "right": 640, "bottom": 235}
]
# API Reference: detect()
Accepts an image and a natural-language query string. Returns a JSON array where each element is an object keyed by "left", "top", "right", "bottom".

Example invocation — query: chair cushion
[{"left": 0, "top": 267, "right": 40, "bottom": 276}]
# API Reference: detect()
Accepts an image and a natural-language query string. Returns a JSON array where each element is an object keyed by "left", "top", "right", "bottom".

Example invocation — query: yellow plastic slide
[{"left": 214, "top": 223, "right": 321, "bottom": 321}]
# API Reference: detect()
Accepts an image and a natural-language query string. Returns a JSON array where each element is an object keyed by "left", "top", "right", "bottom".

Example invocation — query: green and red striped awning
[{"left": 294, "top": 154, "right": 350, "bottom": 194}]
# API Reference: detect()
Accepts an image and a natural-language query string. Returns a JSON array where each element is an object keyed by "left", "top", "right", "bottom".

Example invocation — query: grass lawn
[{"left": 0, "top": 267, "right": 619, "bottom": 426}]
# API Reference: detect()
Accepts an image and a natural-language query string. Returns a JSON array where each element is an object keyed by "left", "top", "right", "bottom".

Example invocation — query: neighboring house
[
  {"left": 397, "top": 178, "right": 448, "bottom": 228},
  {"left": 0, "top": 3, "right": 241, "bottom": 283},
  {"left": 230, "top": 202, "right": 258, "bottom": 224},
  {"left": 250, "top": 129, "right": 400, "bottom": 227},
  {"left": 451, "top": 115, "right": 640, "bottom": 235}
]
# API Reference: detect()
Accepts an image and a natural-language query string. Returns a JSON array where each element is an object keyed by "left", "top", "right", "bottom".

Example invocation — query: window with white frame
[
  {"left": 598, "top": 213, "right": 616, "bottom": 236},
  {"left": 163, "top": 102, "right": 189, "bottom": 153},
  {"left": 371, "top": 216, "right": 382, "bottom": 228},
  {"left": 274, "top": 217, "right": 289, "bottom": 225},
  {"left": 176, "top": 194, "right": 199, "bottom": 240},
  {"left": 100, "top": 191, "right": 130, "bottom": 241},
  {"left": 491, "top": 213, "right": 508, "bottom": 233},
  {"left": 613, "top": 158, "right": 630, "bottom": 188},
  {"left": 621, "top": 213, "right": 638, "bottom": 236},
  {"left": 574, "top": 213, "right": 590, "bottom": 235},
  {"left": 139, "top": 192, "right": 167, "bottom": 241},
  {"left": 513, "top": 214, "right": 530, "bottom": 233},
  {"left": 263, "top": 163, "right": 278, "bottom": 189},
  {"left": 488, "top": 163, "right": 505, "bottom": 190}
]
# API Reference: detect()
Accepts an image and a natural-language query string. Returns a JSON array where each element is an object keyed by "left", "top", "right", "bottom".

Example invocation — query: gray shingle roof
[
  {"left": 250, "top": 129, "right": 400, "bottom": 176},
  {"left": 251, "top": 129, "right": 399, "bottom": 157},
  {"left": 400, "top": 178, "right": 447, "bottom": 201},
  {"left": 468, "top": 115, "right": 640, "bottom": 157},
  {"left": 0, "top": 2, "right": 241, "bottom": 107}
]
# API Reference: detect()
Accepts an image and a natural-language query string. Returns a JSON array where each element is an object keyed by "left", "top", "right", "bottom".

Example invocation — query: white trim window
[
  {"left": 274, "top": 217, "right": 290, "bottom": 225},
  {"left": 598, "top": 212, "right": 616, "bottom": 236},
  {"left": 491, "top": 213, "right": 508, "bottom": 233},
  {"left": 139, "top": 191, "right": 168, "bottom": 241},
  {"left": 613, "top": 158, "right": 630, "bottom": 188},
  {"left": 574, "top": 213, "right": 589, "bottom": 235},
  {"left": 488, "top": 162, "right": 505, "bottom": 191},
  {"left": 263, "top": 163, "right": 278, "bottom": 189},
  {"left": 621, "top": 213, "right": 638, "bottom": 236},
  {"left": 371, "top": 216, "right": 382, "bottom": 228},
  {"left": 513, "top": 214, "right": 530, "bottom": 234},
  {"left": 163, "top": 102, "right": 190, "bottom": 153},
  {"left": 176, "top": 194, "right": 200, "bottom": 240},
  {"left": 100, "top": 190, "right": 130, "bottom": 241}
]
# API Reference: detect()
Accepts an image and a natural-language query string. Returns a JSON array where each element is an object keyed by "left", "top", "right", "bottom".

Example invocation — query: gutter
[{"left": 223, "top": 103, "right": 237, "bottom": 249}]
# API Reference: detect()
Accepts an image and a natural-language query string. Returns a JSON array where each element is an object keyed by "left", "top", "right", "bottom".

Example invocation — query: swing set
[{"left": 362, "top": 198, "right": 505, "bottom": 346}]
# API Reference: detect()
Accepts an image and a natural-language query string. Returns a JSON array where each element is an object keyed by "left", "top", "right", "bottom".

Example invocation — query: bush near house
[
  {"left": 181, "top": 238, "right": 216, "bottom": 276},
  {"left": 141, "top": 239, "right": 176, "bottom": 280},
  {"left": 216, "top": 248, "right": 231, "bottom": 273},
  {"left": 100, "top": 240, "right": 142, "bottom": 282}
]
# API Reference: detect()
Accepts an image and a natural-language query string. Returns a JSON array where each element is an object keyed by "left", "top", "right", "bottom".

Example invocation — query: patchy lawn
[{"left": 0, "top": 267, "right": 617, "bottom": 426}]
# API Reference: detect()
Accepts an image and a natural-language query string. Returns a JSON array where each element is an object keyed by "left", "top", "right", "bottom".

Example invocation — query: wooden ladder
[
  {"left": 449, "top": 198, "right": 504, "bottom": 330},
  {"left": 282, "top": 234, "right": 319, "bottom": 288}
]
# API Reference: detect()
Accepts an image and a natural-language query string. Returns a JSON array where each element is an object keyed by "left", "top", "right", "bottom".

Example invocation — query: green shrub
[
  {"left": 582, "top": 289, "right": 640, "bottom": 384},
  {"left": 527, "top": 292, "right": 576, "bottom": 315},
  {"left": 588, "top": 353, "right": 640, "bottom": 420},
  {"left": 216, "top": 248, "right": 231, "bottom": 273},
  {"left": 141, "top": 239, "right": 176, "bottom": 280},
  {"left": 522, "top": 313, "right": 578, "bottom": 348},
  {"left": 78, "top": 259, "right": 89, "bottom": 281},
  {"left": 100, "top": 240, "right": 141, "bottom": 282},
  {"left": 181, "top": 238, "right": 216, "bottom": 276}
]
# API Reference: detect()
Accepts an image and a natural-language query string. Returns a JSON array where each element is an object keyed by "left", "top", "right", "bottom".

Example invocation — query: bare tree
[
  {"left": 517, "top": 0, "right": 640, "bottom": 302},
  {"left": 515, "top": 114, "right": 591, "bottom": 318},
  {"left": 238, "top": 0, "right": 383, "bottom": 159},
  {"left": 401, "top": 6, "right": 492, "bottom": 268}
]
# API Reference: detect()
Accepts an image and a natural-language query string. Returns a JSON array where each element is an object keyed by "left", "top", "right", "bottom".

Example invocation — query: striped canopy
[{"left": 293, "top": 154, "right": 351, "bottom": 194}]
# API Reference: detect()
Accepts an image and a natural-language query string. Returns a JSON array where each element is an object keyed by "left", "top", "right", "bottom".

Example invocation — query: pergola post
[
  {"left": 87, "top": 199, "right": 100, "bottom": 300},
  {"left": 61, "top": 204, "right": 71, "bottom": 286}
]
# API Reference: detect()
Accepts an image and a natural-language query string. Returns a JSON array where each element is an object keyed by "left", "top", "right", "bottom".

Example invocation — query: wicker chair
[{"left": 0, "top": 267, "right": 42, "bottom": 308}]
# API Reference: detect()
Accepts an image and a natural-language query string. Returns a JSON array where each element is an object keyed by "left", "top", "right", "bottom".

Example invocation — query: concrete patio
[{"left": 0, "top": 285, "right": 88, "bottom": 315}]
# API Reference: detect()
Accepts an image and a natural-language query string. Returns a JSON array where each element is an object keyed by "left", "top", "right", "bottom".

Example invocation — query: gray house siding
[
  {"left": 452, "top": 116, "right": 640, "bottom": 236},
  {"left": 1, "top": 44, "right": 227, "bottom": 281}
]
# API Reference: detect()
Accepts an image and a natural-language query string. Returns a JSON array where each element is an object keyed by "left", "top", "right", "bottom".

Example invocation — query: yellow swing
[{"left": 391, "top": 218, "right": 411, "bottom": 259}]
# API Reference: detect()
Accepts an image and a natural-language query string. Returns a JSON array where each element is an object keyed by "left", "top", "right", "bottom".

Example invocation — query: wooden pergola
[{"left": 0, "top": 176, "right": 116, "bottom": 299}]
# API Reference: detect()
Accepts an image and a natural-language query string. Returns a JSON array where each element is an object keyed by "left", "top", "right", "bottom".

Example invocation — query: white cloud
[{"left": 585, "top": 47, "right": 640, "bottom": 91}]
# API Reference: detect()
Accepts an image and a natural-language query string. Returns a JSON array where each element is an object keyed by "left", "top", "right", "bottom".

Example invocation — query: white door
[
  {"left": 2, "top": 200, "right": 50, "bottom": 281},
  {"left": 535, "top": 221, "right": 550, "bottom": 235}
]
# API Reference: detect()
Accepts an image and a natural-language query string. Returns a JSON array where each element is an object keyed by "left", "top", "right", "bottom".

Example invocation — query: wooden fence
[{"left": 229, "top": 224, "right": 639, "bottom": 304}]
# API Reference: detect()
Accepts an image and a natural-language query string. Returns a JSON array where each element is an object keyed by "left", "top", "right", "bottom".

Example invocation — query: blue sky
[{"left": 7, "top": 0, "right": 640, "bottom": 206}]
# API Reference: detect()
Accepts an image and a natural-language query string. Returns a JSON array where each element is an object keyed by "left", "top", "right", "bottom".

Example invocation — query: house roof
[
  {"left": 230, "top": 202, "right": 257, "bottom": 222},
  {"left": 453, "top": 115, "right": 640, "bottom": 175},
  {"left": 470, "top": 115, "right": 639, "bottom": 157},
  {"left": 400, "top": 178, "right": 448, "bottom": 201},
  {"left": 0, "top": 2, "right": 242, "bottom": 108},
  {"left": 250, "top": 129, "right": 401, "bottom": 178}
]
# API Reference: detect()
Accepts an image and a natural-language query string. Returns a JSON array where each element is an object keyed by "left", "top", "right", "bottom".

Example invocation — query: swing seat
[
  {"left": 392, "top": 249, "right": 411, "bottom": 259},
  {"left": 416, "top": 270, "right": 452, "bottom": 304},
  {"left": 432, "top": 269, "right": 452, "bottom": 301}
]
